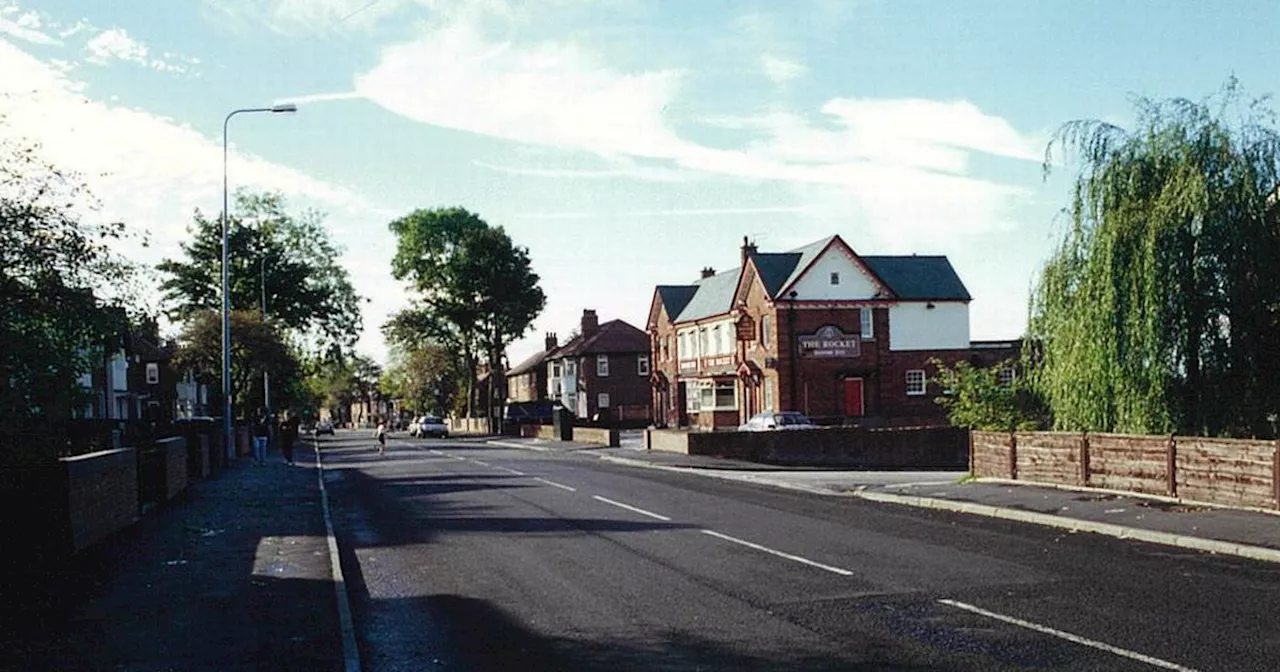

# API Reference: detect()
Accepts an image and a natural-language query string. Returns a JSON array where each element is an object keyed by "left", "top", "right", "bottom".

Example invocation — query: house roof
[
  {"left": 661, "top": 235, "right": 971, "bottom": 325},
  {"left": 861, "top": 256, "right": 971, "bottom": 301},
  {"left": 549, "top": 319, "right": 649, "bottom": 358},
  {"left": 655, "top": 285, "right": 699, "bottom": 320},
  {"left": 506, "top": 348, "right": 552, "bottom": 377}
]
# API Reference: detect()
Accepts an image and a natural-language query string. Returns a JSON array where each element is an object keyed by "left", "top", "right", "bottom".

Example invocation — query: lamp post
[{"left": 222, "top": 103, "right": 297, "bottom": 461}]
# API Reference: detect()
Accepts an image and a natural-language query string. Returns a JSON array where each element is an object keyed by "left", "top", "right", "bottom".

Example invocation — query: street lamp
[{"left": 221, "top": 103, "right": 297, "bottom": 461}]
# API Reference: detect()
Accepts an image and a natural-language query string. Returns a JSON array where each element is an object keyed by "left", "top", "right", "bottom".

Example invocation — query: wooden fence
[{"left": 972, "top": 430, "right": 1280, "bottom": 510}]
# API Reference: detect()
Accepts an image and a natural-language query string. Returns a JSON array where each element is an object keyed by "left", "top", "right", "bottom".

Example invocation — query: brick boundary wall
[
  {"left": 61, "top": 448, "right": 139, "bottom": 554},
  {"left": 971, "top": 430, "right": 1280, "bottom": 510},
  {"left": 157, "top": 437, "right": 188, "bottom": 501},
  {"left": 572, "top": 427, "right": 620, "bottom": 447},
  {"left": 643, "top": 427, "right": 966, "bottom": 468}
]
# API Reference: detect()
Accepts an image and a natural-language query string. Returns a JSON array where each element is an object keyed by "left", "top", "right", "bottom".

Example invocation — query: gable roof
[
  {"left": 861, "top": 256, "right": 971, "bottom": 301},
  {"left": 750, "top": 252, "right": 803, "bottom": 297},
  {"left": 549, "top": 319, "right": 648, "bottom": 358},
  {"left": 774, "top": 235, "right": 838, "bottom": 295},
  {"left": 672, "top": 269, "right": 741, "bottom": 323},
  {"left": 655, "top": 285, "right": 699, "bottom": 320},
  {"left": 506, "top": 348, "right": 552, "bottom": 377}
]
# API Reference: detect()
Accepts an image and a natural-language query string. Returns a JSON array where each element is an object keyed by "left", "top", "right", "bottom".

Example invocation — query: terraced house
[{"left": 646, "top": 235, "right": 1018, "bottom": 430}]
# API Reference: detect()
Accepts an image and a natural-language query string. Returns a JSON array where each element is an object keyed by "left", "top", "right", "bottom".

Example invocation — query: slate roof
[
  {"left": 657, "top": 235, "right": 971, "bottom": 325},
  {"left": 861, "top": 256, "right": 971, "bottom": 301},
  {"left": 549, "top": 319, "right": 649, "bottom": 358},
  {"left": 506, "top": 348, "right": 552, "bottom": 377},
  {"left": 655, "top": 285, "right": 699, "bottom": 320}
]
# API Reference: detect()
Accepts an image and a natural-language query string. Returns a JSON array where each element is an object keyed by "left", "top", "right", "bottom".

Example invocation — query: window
[
  {"left": 861, "top": 308, "right": 874, "bottom": 340},
  {"left": 552, "top": 362, "right": 561, "bottom": 378},
  {"left": 905, "top": 369, "right": 926, "bottom": 396},
  {"left": 598, "top": 393, "right": 610, "bottom": 408},
  {"left": 596, "top": 354, "right": 610, "bottom": 376},
  {"left": 638, "top": 354, "right": 650, "bottom": 376},
  {"left": 565, "top": 359, "right": 576, "bottom": 376},
  {"left": 699, "top": 328, "right": 709, "bottom": 357},
  {"left": 998, "top": 366, "right": 1016, "bottom": 386},
  {"left": 761, "top": 314, "right": 772, "bottom": 348},
  {"left": 830, "top": 272, "right": 840, "bottom": 285},
  {"left": 764, "top": 380, "right": 775, "bottom": 411},
  {"left": 666, "top": 336, "right": 673, "bottom": 361},
  {"left": 713, "top": 324, "right": 724, "bottom": 354},
  {"left": 696, "top": 381, "right": 737, "bottom": 410}
]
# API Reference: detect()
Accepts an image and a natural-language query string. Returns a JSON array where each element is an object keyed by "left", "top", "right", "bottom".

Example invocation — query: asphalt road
[{"left": 320, "top": 431, "right": 1280, "bottom": 672}]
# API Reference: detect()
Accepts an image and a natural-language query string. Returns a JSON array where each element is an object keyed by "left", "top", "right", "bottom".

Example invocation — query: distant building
[
  {"left": 545, "top": 310, "right": 652, "bottom": 424},
  {"left": 507, "top": 333, "right": 560, "bottom": 404},
  {"left": 647, "top": 235, "right": 1020, "bottom": 430}
]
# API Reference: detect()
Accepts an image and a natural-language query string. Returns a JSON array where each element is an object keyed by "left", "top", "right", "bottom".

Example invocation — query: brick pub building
[{"left": 647, "top": 235, "right": 1018, "bottom": 430}]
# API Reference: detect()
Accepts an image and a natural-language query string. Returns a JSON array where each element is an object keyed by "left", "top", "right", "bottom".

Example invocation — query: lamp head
[{"left": 270, "top": 103, "right": 298, "bottom": 114}]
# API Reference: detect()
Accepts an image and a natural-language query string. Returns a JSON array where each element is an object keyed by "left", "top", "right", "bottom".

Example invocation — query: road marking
[
  {"left": 700, "top": 530, "right": 853, "bottom": 576},
  {"left": 937, "top": 599, "right": 1199, "bottom": 671},
  {"left": 470, "top": 459, "right": 491, "bottom": 467},
  {"left": 495, "top": 466, "right": 526, "bottom": 476},
  {"left": 535, "top": 477, "right": 576, "bottom": 492},
  {"left": 313, "top": 439, "right": 362, "bottom": 672},
  {"left": 592, "top": 495, "right": 672, "bottom": 521}
]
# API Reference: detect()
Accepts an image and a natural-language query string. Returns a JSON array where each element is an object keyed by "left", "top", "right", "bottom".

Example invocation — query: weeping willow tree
[{"left": 1032, "top": 81, "right": 1280, "bottom": 437}]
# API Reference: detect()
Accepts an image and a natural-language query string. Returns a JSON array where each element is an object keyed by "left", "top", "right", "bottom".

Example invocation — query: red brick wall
[{"left": 62, "top": 448, "right": 139, "bottom": 553}]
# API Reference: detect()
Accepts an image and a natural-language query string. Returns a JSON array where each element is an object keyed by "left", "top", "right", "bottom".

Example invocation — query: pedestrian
[
  {"left": 251, "top": 409, "right": 270, "bottom": 466},
  {"left": 374, "top": 420, "right": 387, "bottom": 456},
  {"left": 279, "top": 411, "right": 299, "bottom": 466}
]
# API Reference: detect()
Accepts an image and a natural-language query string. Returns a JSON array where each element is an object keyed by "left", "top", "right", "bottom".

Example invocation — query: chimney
[
  {"left": 545, "top": 332, "right": 558, "bottom": 352},
  {"left": 700, "top": 267, "right": 716, "bottom": 279},
  {"left": 740, "top": 236, "right": 757, "bottom": 268},
  {"left": 581, "top": 310, "right": 599, "bottom": 337}
]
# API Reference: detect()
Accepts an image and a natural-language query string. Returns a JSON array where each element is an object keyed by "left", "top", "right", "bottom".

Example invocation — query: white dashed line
[
  {"left": 470, "top": 459, "right": 491, "bottom": 467},
  {"left": 938, "top": 600, "right": 1199, "bottom": 671},
  {"left": 700, "top": 530, "right": 853, "bottom": 576},
  {"left": 592, "top": 495, "right": 672, "bottom": 521},
  {"left": 535, "top": 478, "right": 577, "bottom": 492},
  {"left": 495, "top": 466, "right": 526, "bottom": 476}
]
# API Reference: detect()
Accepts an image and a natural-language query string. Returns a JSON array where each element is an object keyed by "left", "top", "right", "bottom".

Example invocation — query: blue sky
[{"left": 4, "top": 0, "right": 1279, "bottom": 366}]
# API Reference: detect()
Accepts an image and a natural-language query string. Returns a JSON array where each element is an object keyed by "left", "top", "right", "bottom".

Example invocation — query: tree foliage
[
  {"left": 157, "top": 190, "right": 363, "bottom": 357},
  {"left": 386, "top": 207, "right": 545, "bottom": 418},
  {"left": 170, "top": 310, "right": 298, "bottom": 415},
  {"left": 379, "top": 342, "right": 463, "bottom": 416},
  {"left": 1033, "top": 81, "right": 1280, "bottom": 436},
  {"left": 930, "top": 359, "right": 1045, "bottom": 431},
  {"left": 0, "top": 130, "right": 138, "bottom": 459}
]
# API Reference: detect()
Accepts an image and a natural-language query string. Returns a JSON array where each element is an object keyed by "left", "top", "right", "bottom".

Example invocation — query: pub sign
[{"left": 798, "top": 325, "right": 860, "bottom": 358}]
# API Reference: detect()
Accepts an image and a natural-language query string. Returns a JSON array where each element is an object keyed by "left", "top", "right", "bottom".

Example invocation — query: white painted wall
[
  {"left": 789, "top": 249, "right": 880, "bottom": 300},
  {"left": 888, "top": 302, "right": 970, "bottom": 351}
]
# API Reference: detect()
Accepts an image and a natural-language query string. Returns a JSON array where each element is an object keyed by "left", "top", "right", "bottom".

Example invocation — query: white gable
[
  {"left": 788, "top": 245, "right": 882, "bottom": 300},
  {"left": 889, "top": 302, "right": 970, "bottom": 351}
]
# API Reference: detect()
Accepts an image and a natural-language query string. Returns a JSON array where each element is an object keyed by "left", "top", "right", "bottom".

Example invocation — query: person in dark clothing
[
  {"left": 279, "top": 412, "right": 299, "bottom": 465},
  {"left": 251, "top": 409, "right": 270, "bottom": 466}
]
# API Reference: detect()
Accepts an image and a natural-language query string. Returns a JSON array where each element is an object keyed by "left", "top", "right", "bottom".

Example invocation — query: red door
[{"left": 843, "top": 377, "right": 864, "bottom": 417}]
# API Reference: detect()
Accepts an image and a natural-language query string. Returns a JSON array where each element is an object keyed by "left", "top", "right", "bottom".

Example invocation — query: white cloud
[
  {"left": 85, "top": 27, "right": 148, "bottom": 65},
  {"left": 0, "top": 4, "right": 60, "bottom": 45},
  {"left": 0, "top": 40, "right": 382, "bottom": 345},
  {"left": 202, "top": 0, "right": 419, "bottom": 34},
  {"left": 356, "top": 22, "right": 688, "bottom": 160},
  {"left": 355, "top": 22, "right": 1042, "bottom": 248},
  {"left": 761, "top": 53, "right": 806, "bottom": 83}
]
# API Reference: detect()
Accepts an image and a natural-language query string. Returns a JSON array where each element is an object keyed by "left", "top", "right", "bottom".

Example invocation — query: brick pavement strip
[{"left": 1, "top": 448, "right": 343, "bottom": 672}]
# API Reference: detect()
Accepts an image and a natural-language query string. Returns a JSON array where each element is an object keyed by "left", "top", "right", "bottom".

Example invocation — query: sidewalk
[
  {"left": 488, "top": 436, "right": 1280, "bottom": 564},
  {"left": 1, "top": 443, "right": 344, "bottom": 672}
]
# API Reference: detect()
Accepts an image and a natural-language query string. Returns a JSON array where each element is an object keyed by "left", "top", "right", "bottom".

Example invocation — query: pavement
[
  {"left": 6, "top": 429, "right": 1280, "bottom": 671},
  {"left": 486, "top": 434, "right": 1280, "bottom": 564}
]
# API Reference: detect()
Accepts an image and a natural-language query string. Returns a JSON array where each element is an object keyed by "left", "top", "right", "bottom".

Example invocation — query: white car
[
  {"left": 416, "top": 416, "right": 448, "bottom": 439},
  {"left": 738, "top": 411, "right": 819, "bottom": 432}
]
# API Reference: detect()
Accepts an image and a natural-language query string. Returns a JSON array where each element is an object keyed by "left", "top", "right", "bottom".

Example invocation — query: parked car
[
  {"left": 315, "top": 420, "right": 335, "bottom": 436},
  {"left": 417, "top": 416, "right": 448, "bottom": 439},
  {"left": 738, "top": 411, "right": 819, "bottom": 432}
]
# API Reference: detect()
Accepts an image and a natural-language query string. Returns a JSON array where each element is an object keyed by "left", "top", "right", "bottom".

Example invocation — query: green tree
[
  {"left": 1034, "top": 80, "right": 1280, "bottom": 436},
  {"left": 157, "top": 190, "right": 363, "bottom": 356},
  {"left": 387, "top": 208, "right": 545, "bottom": 421},
  {"left": 1, "top": 131, "right": 139, "bottom": 460},
  {"left": 170, "top": 310, "right": 298, "bottom": 415},
  {"left": 380, "top": 342, "right": 462, "bottom": 416},
  {"left": 930, "top": 359, "right": 1044, "bottom": 431}
]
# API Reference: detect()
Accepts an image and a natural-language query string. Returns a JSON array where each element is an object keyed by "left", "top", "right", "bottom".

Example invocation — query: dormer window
[{"left": 830, "top": 272, "right": 840, "bottom": 285}]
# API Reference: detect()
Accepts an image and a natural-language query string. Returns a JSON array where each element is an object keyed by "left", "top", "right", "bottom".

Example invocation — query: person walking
[
  {"left": 374, "top": 420, "right": 387, "bottom": 456},
  {"left": 279, "top": 411, "right": 299, "bottom": 466},
  {"left": 251, "top": 409, "right": 270, "bottom": 466}
]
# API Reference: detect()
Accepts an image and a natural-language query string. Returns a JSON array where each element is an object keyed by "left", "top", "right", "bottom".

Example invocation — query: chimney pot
[{"left": 700, "top": 267, "right": 716, "bottom": 279}]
